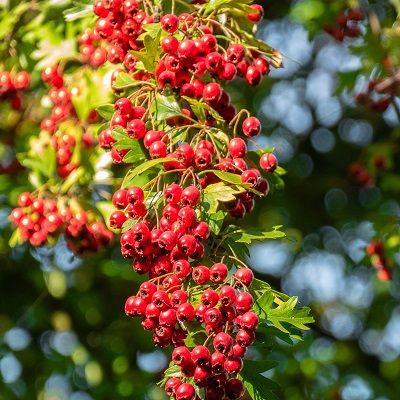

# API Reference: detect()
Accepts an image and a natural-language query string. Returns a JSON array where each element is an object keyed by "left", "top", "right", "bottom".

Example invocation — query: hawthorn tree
[{"left": 0, "top": 0, "right": 399, "bottom": 400}]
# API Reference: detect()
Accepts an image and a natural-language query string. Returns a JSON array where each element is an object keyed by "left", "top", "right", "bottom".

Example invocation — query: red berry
[
  {"left": 127, "top": 119, "right": 146, "bottom": 139},
  {"left": 246, "top": 65, "right": 262, "bottom": 86},
  {"left": 161, "top": 14, "right": 179, "bottom": 33},
  {"left": 260, "top": 153, "right": 278, "bottom": 172},
  {"left": 164, "top": 183, "right": 183, "bottom": 204},
  {"left": 213, "top": 332, "right": 233, "bottom": 354},
  {"left": 247, "top": 4, "right": 264, "bottom": 23},
  {"left": 181, "top": 186, "right": 200, "bottom": 207},
  {"left": 192, "top": 265, "right": 210, "bottom": 284},
  {"left": 127, "top": 187, "right": 144, "bottom": 205},
  {"left": 201, "top": 289, "right": 219, "bottom": 307},
  {"left": 161, "top": 36, "right": 179, "bottom": 54},
  {"left": 191, "top": 345, "right": 211, "bottom": 366},
  {"left": 109, "top": 211, "right": 127, "bottom": 229},
  {"left": 242, "top": 116, "right": 261, "bottom": 137},
  {"left": 175, "top": 383, "right": 196, "bottom": 400},
  {"left": 220, "top": 286, "right": 237, "bottom": 306},
  {"left": 228, "top": 138, "right": 247, "bottom": 158},
  {"left": 235, "top": 292, "right": 253, "bottom": 313},
  {"left": 234, "top": 268, "right": 254, "bottom": 286},
  {"left": 203, "top": 82, "right": 222, "bottom": 102},
  {"left": 210, "top": 262, "right": 229, "bottom": 283}
]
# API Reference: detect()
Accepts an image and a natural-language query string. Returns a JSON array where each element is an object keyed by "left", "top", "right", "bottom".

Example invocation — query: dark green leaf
[
  {"left": 152, "top": 93, "right": 182, "bottom": 121},
  {"left": 242, "top": 360, "right": 280, "bottom": 400}
]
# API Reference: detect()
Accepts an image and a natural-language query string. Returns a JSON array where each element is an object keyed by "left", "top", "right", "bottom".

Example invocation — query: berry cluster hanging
[{"left": 91, "top": 0, "right": 312, "bottom": 399}]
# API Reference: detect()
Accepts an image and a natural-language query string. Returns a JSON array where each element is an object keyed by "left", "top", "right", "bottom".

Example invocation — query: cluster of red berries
[
  {"left": 324, "top": 8, "right": 364, "bottom": 42},
  {"left": 118, "top": 183, "right": 258, "bottom": 399},
  {"left": 366, "top": 240, "right": 392, "bottom": 281},
  {"left": 10, "top": 192, "right": 112, "bottom": 253},
  {"left": 39, "top": 65, "right": 97, "bottom": 178},
  {"left": 78, "top": 28, "right": 108, "bottom": 68},
  {"left": 355, "top": 78, "right": 394, "bottom": 112},
  {"left": 349, "top": 162, "right": 374, "bottom": 187},
  {"left": 92, "top": 1, "right": 279, "bottom": 398},
  {"left": 40, "top": 66, "right": 74, "bottom": 134},
  {"left": 0, "top": 70, "right": 30, "bottom": 110}
]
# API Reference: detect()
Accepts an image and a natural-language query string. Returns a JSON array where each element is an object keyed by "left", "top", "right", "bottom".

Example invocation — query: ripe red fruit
[
  {"left": 164, "top": 183, "right": 182, "bottom": 204},
  {"left": 260, "top": 153, "right": 278, "bottom": 172},
  {"left": 242, "top": 116, "right": 261, "bottom": 137},
  {"left": 177, "top": 207, "right": 196, "bottom": 228},
  {"left": 236, "top": 329, "right": 255, "bottom": 347},
  {"left": 224, "top": 356, "right": 243, "bottom": 374},
  {"left": 161, "top": 36, "right": 179, "bottom": 54},
  {"left": 165, "top": 377, "right": 182, "bottom": 396},
  {"left": 210, "top": 263, "right": 229, "bottom": 283},
  {"left": 213, "top": 332, "right": 233, "bottom": 354},
  {"left": 109, "top": 211, "right": 127, "bottom": 229},
  {"left": 172, "top": 346, "right": 192, "bottom": 366},
  {"left": 225, "top": 378, "right": 245, "bottom": 399},
  {"left": 127, "top": 119, "right": 146, "bottom": 139},
  {"left": 241, "top": 169, "right": 261, "bottom": 187},
  {"left": 18, "top": 192, "right": 33, "bottom": 207},
  {"left": 192, "top": 265, "right": 210, "bottom": 284},
  {"left": 191, "top": 345, "right": 211, "bottom": 365},
  {"left": 211, "top": 352, "right": 226, "bottom": 373},
  {"left": 203, "top": 82, "right": 222, "bottom": 102},
  {"left": 13, "top": 71, "right": 30, "bottom": 90},
  {"left": 235, "top": 292, "right": 254, "bottom": 313},
  {"left": 175, "top": 383, "right": 196, "bottom": 400},
  {"left": 178, "top": 234, "right": 197, "bottom": 256},
  {"left": 254, "top": 57, "right": 270, "bottom": 75},
  {"left": 246, "top": 65, "right": 262, "bottom": 86},
  {"left": 161, "top": 14, "right": 179, "bottom": 33},
  {"left": 226, "top": 44, "right": 246, "bottom": 64},
  {"left": 201, "top": 289, "right": 219, "bottom": 307},
  {"left": 177, "top": 39, "right": 197, "bottom": 59},
  {"left": 228, "top": 138, "right": 247, "bottom": 158},
  {"left": 181, "top": 186, "right": 200, "bottom": 207},
  {"left": 127, "top": 186, "right": 144, "bottom": 205},
  {"left": 234, "top": 268, "right": 254, "bottom": 286},
  {"left": 176, "top": 302, "right": 196, "bottom": 322},
  {"left": 220, "top": 286, "right": 237, "bottom": 306},
  {"left": 149, "top": 140, "right": 168, "bottom": 158},
  {"left": 125, "top": 296, "right": 146, "bottom": 316},
  {"left": 247, "top": 4, "right": 264, "bottom": 23},
  {"left": 158, "top": 230, "right": 178, "bottom": 251},
  {"left": 159, "top": 308, "right": 177, "bottom": 326},
  {"left": 191, "top": 221, "right": 210, "bottom": 240},
  {"left": 240, "top": 311, "right": 259, "bottom": 331}
]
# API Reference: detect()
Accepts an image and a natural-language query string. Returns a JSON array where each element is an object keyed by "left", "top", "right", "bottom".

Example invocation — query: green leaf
[
  {"left": 158, "top": 363, "right": 181, "bottom": 387},
  {"left": 114, "top": 72, "right": 149, "bottom": 89},
  {"left": 96, "top": 201, "right": 115, "bottom": 231},
  {"left": 112, "top": 127, "right": 146, "bottom": 164},
  {"left": 267, "top": 297, "right": 314, "bottom": 333},
  {"left": 205, "top": 210, "right": 227, "bottom": 235},
  {"left": 242, "top": 360, "right": 280, "bottom": 400},
  {"left": 17, "top": 146, "right": 56, "bottom": 180},
  {"left": 121, "top": 157, "right": 174, "bottom": 189},
  {"left": 96, "top": 104, "right": 115, "bottom": 120},
  {"left": 152, "top": 93, "right": 182, "bottom": 121},
  {"left": 224, "top": 226, "right": 286, "bottom": 244},
  {"left": 60, "top": 167, "right": 85, "bottom": 194},
  {"left": 63, "top": 2, "right": 93, "bottom": 21},
  {"left": 9, "top": 229, "right": 23, "bottom": 248},
  {"left": 182, "top": 96, "right": 206, "bottom": 122},
  {"left": 202, "top": 182, "right": 243, "bottom": 213}
]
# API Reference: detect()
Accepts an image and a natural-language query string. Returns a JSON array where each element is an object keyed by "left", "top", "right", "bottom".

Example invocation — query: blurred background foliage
[{"left": 1, "top": 0, "right": 400, "bottom": 399}]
